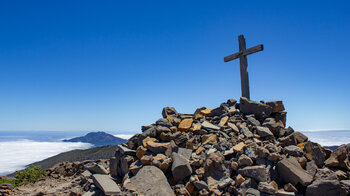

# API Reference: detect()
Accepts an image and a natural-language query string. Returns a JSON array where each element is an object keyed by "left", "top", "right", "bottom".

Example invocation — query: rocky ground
[{"left": 2, "top": 97, "right": 350, "bottom": 195}]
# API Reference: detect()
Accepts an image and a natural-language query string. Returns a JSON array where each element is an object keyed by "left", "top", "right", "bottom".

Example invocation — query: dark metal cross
[{"left": 224, "top": 35, "right": 263, "bottom": 100}]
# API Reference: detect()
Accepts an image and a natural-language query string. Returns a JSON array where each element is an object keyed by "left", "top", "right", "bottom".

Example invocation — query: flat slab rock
[
  {"left": 92, "top": 174, "right": 121, "bottom": 195},
  {"left": 124, "top": 165, "right": 175, "bottom": 196}
]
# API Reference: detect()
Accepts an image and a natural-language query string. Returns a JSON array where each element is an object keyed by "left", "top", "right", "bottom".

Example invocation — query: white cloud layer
[{"left": 0, "top": 140, "right": 92, "bottom": 176}]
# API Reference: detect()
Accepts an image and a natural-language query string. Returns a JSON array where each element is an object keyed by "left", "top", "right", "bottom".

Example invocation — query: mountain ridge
[{"left": 63, "top": 131, "right": 126, "bottom": 146}]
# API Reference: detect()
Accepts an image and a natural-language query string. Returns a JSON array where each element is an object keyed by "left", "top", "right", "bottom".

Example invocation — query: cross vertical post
[{"left": 224, "top": 35, "right": 264, "bottom": 100}]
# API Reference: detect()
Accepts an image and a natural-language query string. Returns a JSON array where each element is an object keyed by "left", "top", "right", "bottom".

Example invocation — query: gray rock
[
  {"left": 324, "top": 143, "right": 350, "bottom": 171},
  {"left": 109, "top": 157, "right": 118, "bottom": 177},
  {"left": 177, "top": 147, "right": 192, "bottom": 160},
  {"left": 162, "top": 107, "right": 178, "bottom": 118},
  {"left": 117, "top": 145, "right": 136, "bottom": 156},
  {"left": 266, "top": 100, "right": 285, "bottom": 113},
  {"left": 291, "top": 131, "right": 308, "bottom": 144},
  {"left": 256, "top": 126, "right": 274, "bottom": 137},
  {"left": 306, "top": 180, "right": 347, "bottom": 196},
  {"left": 171, "top": 152, "right": 192, "bottom": 182},
  {"left": 142, "top": 126, "right": 156, "bottom": 137},
  {"left": 238, "top": 154, "right": 253, "bottom": 166},
  {"left": 304, "top": 141, "right": 326, "bottom": 168},
  {"left": 241, "top": 127, "right": 254, "bottom": 138},
  {"left": 258, "top": 182, "right": 276, "bottom": 195},
  {"left": 202, "top": 121, "right": 220, "bottom": 130},
  {"left": 238, "top": 165, "right": 267, "bottom": 182},
  {"left": 193, "top": 180, "right": 208, "bottom": 190},
  {"left": 277, "top": 157, "right": 313, "bottom": 186},
  {"left": 84, "top": 163, "right": 108, "bottom": 175},
  {"left": 124, "top": 166, "right": 175, "bottom": 196},
  {"left": 306, "top": 160, "right": 318, "bottom": 177},
  {"left": 245, "top": 188, "right": 261, "bottom": 196},
  {"left": 239, "top": 97, "right": 273, "bottom": 119},
  {"left": 217, "top": 177, "right": 233, "bottom": 189},
  {"left": 247, "top": 116, "right": 261, "bottom": 126},
  {"left": 283, "top": 145, "right": 304, "bottom": 157},
  {"left": 156, "top": 118, "right": 173, "bottom": 127},
  {"left": 207, "top": 105, "right": 227, "bottom": 117},
  {"left": 92, "top": 174, "right": 121, "bottom": 195}
]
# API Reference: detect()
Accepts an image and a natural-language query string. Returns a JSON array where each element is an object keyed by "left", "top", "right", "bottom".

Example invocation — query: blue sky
[{"left": 0, "top": 0, "right": 349, "bottom": 133}]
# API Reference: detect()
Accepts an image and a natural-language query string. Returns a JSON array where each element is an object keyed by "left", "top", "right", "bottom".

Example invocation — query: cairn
[
  {"left": 107, "top": 97, "right": 350, "bottom": 195},
  {"left": 6, "top": 97, "right": 350, "bottom": 196}
]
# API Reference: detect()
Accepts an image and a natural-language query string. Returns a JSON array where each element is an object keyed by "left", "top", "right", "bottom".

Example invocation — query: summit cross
[{"left": 224, "top": 35, "right": 264, "bottom": 100}]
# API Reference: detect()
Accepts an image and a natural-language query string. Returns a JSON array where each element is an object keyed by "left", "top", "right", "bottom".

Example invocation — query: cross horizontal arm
[{"left": 224, "top": 44, "right": 264, "bottom": 62}]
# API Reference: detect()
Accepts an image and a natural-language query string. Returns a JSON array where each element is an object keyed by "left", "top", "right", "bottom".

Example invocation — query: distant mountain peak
[{"left": 63, "top": 131, "right": 126, "bottom": 146}]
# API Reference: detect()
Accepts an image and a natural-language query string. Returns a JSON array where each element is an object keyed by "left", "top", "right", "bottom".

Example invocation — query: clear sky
[{"left": 0, "top": 0, "right": 349, "bottom": 133}]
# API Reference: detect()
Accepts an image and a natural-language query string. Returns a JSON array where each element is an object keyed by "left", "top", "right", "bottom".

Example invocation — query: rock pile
[
  {"left": 10, "top": 97, "right": 350, "bottom": 196},
  {"left": 108, "top": 97, "right": 350, "bottom": 196}
]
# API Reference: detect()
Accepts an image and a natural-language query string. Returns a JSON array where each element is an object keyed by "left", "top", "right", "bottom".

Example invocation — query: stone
[
  {"left": 84, "top": 163, "right": 108, "bottom": 175},
  {"left": 177, "top": 147, "right": 192, "bottom": 160},
  {"left": 241, "top": 127, "right": 253, "bottom": 138},
  {"left": 283, "top": 145, "right": 304, "bottom": 157},
  {"left": 269, "top": 181, "right": 278, "bottom": 192},
  {"left": 142, "top": 126, "right": 157, "bottom": 137},
  {"left": 171, "top": 153, "right": 192, "bottom": 182},
  {"left": 92, "top": 174, "right": 121, "bottom": 195},
  {"left": 256, "top": 126, "right": 274, "bottom": 137},
  {"left": 245, "top": 188, "right": 260, "bottom": 196},
  {"left": 196, "top": 146, "right": 205, "bottom": 155},
  {"left": 247, "top": 116, "right": 261, "bottom": 127},
  {"left": 200, "top": 108, "right": 212, "bottom": 115},
  {"left": 284, "top": 183, "right": 298, "bottom": 192},
  {"left": 268, "top": 152, "right": 280, "bottom": 162},
  {"left": 324, "top": 143, "right": 350, "bottom": 171},
  {"left": 304, "top": 141, "right": 326, "bottom": 168},
  {"left": 146, "top": 141, "right": 170, "bottom": 154},
  {"left": 306, "top": 180, "right": 347, "bottom": 196},
  {"left": 202, "top": 134, "right": 217, "bottom": 145},
  {"left": 291, "top": 131, "right": 308, "bottom": 144},
  {"left": 208, "top": 105, "right": 227, "bottom": 117},
  {"left": 231, "top": 161, "right": 239, "bottom": 171},
  {"left": 194, "top": 180, "right": 209, "bottom": 190},
  {"left": 136, "top": 146, "right": 147, "bottom": 159},
  {"left": 266, "top": 101, "right": 285, "bottom": 113},
  {"left": 142, "top": 137, "right": 158, "bottom": 147},
  {"left": 306, "top": 160, "right": 318, "bottom": 177},
  {"left": 178, "top": 119, "right": 194, "bottom": 131},
  {"left": 140, "top": 155, "right": 153, "bottom": 165},
  {"left": 227, "top": 122, "right": 240, "bottom": 133},
  {"left": 124, "top": 166, "right": 175, "bottom": 196},
  {"left": 238, "top": 154, "right": 253, "bottom": 166},
  {"left": 238, "top": 165, "right": 267, "bottom": 182},
  {"left": 117, "top": 145, "right": 136, "bottom": 155},
  {"left": 162, "top": 107, "right": 178, "bottom": 118},
  {"left": 218, "top": 177, "right": 233, "bottom": 189},
  {"left": 219, "top": 116, "right": 229, "bottom": 126},
  {"left": 109, "top": 158, "right": 117, "bottom": 177},
  {"left": 258, "top": 182, "right": 276, "bottom": 195},
  {"left": 236, "top": 174, "right": 246, "bottom": 186},
  {"left": 201, "top": 121, "right": 220, "bottom": 130},
  {"left": 193, "top": 124, "right": 201, "bottom": 131},
  {"left": 156, "top": 118, "right": 172, "bottom": 127},
  {"left": 239, "top": 97, "right": 273, "bottom": 119},
  {"left": 233, "top": 142, "right": 245, "bottom": 151},
  {"left": 277, "top": 157, "right": 313, "bottom": 186}
]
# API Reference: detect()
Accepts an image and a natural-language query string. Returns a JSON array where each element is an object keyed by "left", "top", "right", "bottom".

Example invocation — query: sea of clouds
[{"left": 0, "top": 139, "right": 92, "bottom": 176}]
